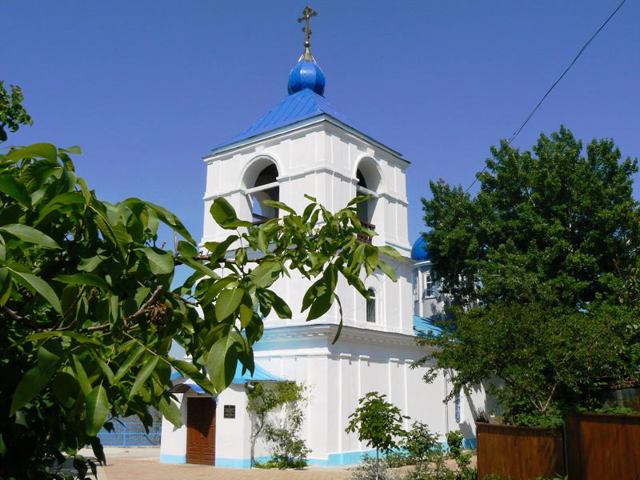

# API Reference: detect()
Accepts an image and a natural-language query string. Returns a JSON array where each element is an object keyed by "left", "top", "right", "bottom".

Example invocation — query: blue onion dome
[
  {"left": 288, "top": 55, "right": 326, "bottom": 96},
  {"left": 411, "top": 236, "right": 431, "bottom": 261}
]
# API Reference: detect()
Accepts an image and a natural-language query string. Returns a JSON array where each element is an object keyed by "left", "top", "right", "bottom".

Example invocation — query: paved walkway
[{"left": 96, "top": 448, "right": 353, "bottom": 480}]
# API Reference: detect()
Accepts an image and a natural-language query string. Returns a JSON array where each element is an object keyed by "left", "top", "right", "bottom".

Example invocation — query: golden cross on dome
[{"left": 297, "top": 5, "right": 317, "bottom": 60}]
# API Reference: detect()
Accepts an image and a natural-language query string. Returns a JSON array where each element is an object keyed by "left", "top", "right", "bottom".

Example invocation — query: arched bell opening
[
  {"left": 243, "top": 160, "right": 280, "bottom": 224},
  {"left": 355, "top": 158, "right": 381, "bottom": 241}
]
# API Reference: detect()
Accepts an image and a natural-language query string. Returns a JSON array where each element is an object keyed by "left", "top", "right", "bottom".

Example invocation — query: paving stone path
[{"left": 96, "top": 448, "right": 352, "bottom": 480}]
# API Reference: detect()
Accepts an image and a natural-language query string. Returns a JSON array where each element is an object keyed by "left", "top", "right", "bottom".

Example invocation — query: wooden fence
[
  {"left": 565, "top": 413, "right": 640, "bottom": 480},
  {"left": 477, "top": 413, "right": 640, "bottom": 480},
  {"left": 476, "top": 422, "right": 566, "bottom": 479}
]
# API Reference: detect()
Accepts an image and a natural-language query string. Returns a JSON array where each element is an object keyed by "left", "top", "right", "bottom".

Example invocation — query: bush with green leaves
[
  {"left": 346, "top": 392, "right": 408, "bottom": 468},
  {"left": 418, "top": 127, "right": 640, "bottom": 425},
  {"left": 0, "top": 134, "right": 400, "bottom": 477},
  {"left": 247, "top": 381, "right": 309, "bottom": 469},
  {"left": 351, "top": 455, "right": 399, "bottom": 480}
]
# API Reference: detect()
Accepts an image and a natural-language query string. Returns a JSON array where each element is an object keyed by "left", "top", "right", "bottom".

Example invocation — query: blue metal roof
[
  {"left": 413, "top": 315, "right": 443, "bottom": 337},
  {"left": 211, "top": 88, "right": 349, "bottom": 153},
  {"left": 232, "top": 362, "right": 282, "bottom": 384},
  {"left": 169, "top": 361, "right": 282, "bottom": 394}
]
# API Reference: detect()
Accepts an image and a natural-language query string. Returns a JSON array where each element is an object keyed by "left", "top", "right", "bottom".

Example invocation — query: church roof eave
[{"left": 206, "top": 112, "right": 407, "bottom": 163}]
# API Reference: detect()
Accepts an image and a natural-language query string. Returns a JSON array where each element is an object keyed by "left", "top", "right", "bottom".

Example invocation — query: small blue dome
[
  {"left": 288, "top": 57, "right": 326, "bottom": 96},
  {"left": 411, "top": 236, "right": 431, "bottom": 261}
]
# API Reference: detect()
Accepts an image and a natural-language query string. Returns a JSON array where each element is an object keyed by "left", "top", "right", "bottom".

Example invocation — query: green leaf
[
  {"left": 113, "top": 345, "right": 145, "bottom": 383},
  {"left": 78, "top": 255, "right": 104, "bottom": 273},
  {"left": 347, "top": 195, "right": 372, "bottom": 206},
  {"left": 210, "top": 197, "right": 237, "bottom": 227},
  {"left": 262, "top": 199, "right": 295, "bottom": 215},
  {"left": 307, "top": 291, "right": 335, "bottom": 321},
  {"left": 0, "top": 175, "right": 30, "bottom": 206},
  {"left": 137, "top": 199, "right": 196, "bottom": 245},
  {"left": 239, "top": 303, "right": 254, "bottom": 328},
  {"left": 35, "top": 192, "right": 86, "bottom": 224},
  {"left": 38, "top": 341, "right": 63, "bottom": 373},
  {"left": 6, "top": 143, "right": 57, "bottom": 163},
  {"left": 206, "top": 331, "right": 241, "bottom": 392},
  {"left": 61, "top": 145, "right": 82, "bottom": 155},
  {"left": 249, "top": 260, "right": 282, "bottom": 288},
  {"left": 270, "top": 292, "right": 292, "bottom": 319},
  {"left": 204, "top": 235, "right": 238, "bottom": 262},
  {"left": 54, "top": 273, "right": 109, "bottom": 290},
  {"left": 139, "top": 247, "right": 174, "bottom": 275},
  {"left": 72, "top": 354, "right": 92, "bottom": 396},
  {"left": 10, "top": 366, "right": 52, "bottom": 414},
  {"left": 378, "top": 260, "right": 398, "bottom": 282},
  {"left": 129, "top": 357, "right": 159, "bottom": 399},
  {"left": 215, "top": 287, "right": 244, "bottom": 321},
  {"left": 0, "top": 268, "right": 11, "bottom": 306},
  {"left": 10, "top": 269, "right": 62, "bottom": 314},
  {"left": 85, "top": 385, "right": 110, "bottom": 436},
  {"left": 0, "top": 224, "right": 60, "bottom": 249},
  {"left": 168, "top": 359, "right": 217, "bottom": 395},
  {"left": 159, "top": 396, "right": 182, "bottom": 427},
  {"left": 210, "top": 197, "right": 251, "bottom": 229}
]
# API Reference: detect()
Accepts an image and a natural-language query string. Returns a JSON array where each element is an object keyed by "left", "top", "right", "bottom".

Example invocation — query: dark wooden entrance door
[{"left": 186, "top": 397, "right": 216, "bottom": 465}]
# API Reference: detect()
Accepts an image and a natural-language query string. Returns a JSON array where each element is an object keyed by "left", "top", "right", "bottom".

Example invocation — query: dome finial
[
  {"left": 297, "top": 5, "right": 317, "bottom": 61},
  {"left": 288, "top": 5, "right": 325, "bottom": 96}
]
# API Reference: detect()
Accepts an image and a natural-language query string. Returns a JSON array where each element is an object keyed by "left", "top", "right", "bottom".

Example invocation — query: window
[
  {"left": 413, "top": 270, "right": 420, "bottom": 315},
  {"left": 423, "top": 271, "right": 434, "bottom": 298},
  {"left": 366, "top": 288, "right": 376, "bottom": 323},
  {"left": 454, "top": 393, "right": 461, "bottom": 424}
]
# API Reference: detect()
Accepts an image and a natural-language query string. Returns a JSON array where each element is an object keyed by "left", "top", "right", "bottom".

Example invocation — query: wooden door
[{"left": 186, "top": 397, "right": 216, "bottom": 465}]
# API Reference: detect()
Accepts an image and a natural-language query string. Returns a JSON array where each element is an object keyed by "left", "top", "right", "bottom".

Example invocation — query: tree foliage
[
  {"left": 0, "top": 82, "right": 32, "bottom": 143},
  {"left": 418, "top": 127, "right": 640, "bottom": 425},
  {"left": 0, "top": 136, "right": 398, "bottom": 478},
  {"left": 346, "top": 392, "right": 407, "bottom": 460},
  {"left": 246, "top": 381, "right": 309, "bottom": 469}
]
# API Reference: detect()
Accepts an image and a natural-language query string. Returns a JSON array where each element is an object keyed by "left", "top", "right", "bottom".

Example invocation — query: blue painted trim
[
  {"left": 216, "top": 457, "right": 253, "bottom": 468},
  {"left": 160, "top": 453, "right": 186, "bottom": 464},
  {"left": 327, "top": 449, "right": 376, "bottom": 466}
]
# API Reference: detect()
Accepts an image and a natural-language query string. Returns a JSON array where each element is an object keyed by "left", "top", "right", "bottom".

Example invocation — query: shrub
[{"left": 351, "top": 455, "right": 399, "bottom": 480}]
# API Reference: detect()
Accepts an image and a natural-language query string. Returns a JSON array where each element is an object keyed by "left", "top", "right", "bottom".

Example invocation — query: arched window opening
[
  {"left": 246, "top": 162, "right": 279, "bottom": 224},
  {"left": 366, "top": 288, "right": 376, "bottom": 323},
  {"left": 356, "top": 169, "right": 371, "bottom": 225}
]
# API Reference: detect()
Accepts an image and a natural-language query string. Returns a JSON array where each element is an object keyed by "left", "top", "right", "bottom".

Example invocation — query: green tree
[
  {"left": 0, "top": 82, "right": 32, "bottom": 142},
  {"left": 418, "top": 127, "right": 640, "bottom": 426},
  {"left": 346, "top": 392, "right": 407, "bottom": 469},
  {"left": 0, "top": 137, "right": 400, "bottom": 478}
]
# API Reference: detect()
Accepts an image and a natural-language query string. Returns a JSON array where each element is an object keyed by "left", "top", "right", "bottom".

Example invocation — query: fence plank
[
  {"left": 477, "top": 422, "right": 566, "bottom": 480},
  {"left": 566, "top": 413, "right": 640, "bottom": 480}
]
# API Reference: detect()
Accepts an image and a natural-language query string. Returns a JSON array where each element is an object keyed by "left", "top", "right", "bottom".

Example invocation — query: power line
[{"left": 464, "top": 0, "right": 626, "bottom": 193}]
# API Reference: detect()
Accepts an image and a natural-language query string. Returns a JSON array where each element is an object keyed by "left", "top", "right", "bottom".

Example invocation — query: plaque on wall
[{"left": 223, "top": 405, "right": 236, "bottom": 419}]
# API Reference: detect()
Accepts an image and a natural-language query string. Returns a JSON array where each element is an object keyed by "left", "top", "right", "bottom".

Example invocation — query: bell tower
[{"left": 201, "top": 7, "right": 413, "bottom": 333}]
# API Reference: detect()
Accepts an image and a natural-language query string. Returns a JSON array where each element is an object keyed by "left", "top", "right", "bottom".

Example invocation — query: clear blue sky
[{"left": 3, "top": 0, "right": 639, "bottom": 244}]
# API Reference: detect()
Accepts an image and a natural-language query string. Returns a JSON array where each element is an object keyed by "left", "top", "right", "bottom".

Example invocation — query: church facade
[{"left": 160, "top": 12, "right": 486, "bottom": 468}]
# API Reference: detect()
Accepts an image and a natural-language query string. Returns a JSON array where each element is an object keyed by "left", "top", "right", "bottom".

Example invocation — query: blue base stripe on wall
[
  {"left": 159, "top": 454, "right": 186, "bottom": 464},
  {"left": 158, "top": 440, "right": 477, "bottom": 469}
]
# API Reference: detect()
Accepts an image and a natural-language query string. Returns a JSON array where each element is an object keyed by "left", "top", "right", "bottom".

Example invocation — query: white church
[{"left": 160, "top": 7, "right": 486, "bottom": 468}]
